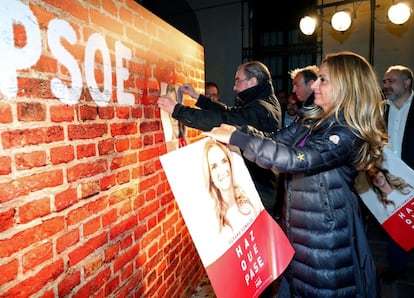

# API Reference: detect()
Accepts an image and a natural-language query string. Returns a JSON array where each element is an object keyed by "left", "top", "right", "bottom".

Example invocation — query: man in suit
[{"left": 381, "top": 64, "right": 414, "bottom": 282}]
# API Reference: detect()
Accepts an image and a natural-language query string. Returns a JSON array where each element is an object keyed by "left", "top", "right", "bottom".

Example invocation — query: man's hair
[
  {"left": 289, "top": 65, "right": 319, "bottom": 83},
  {"left": 385, "top": 65, "right": 413, "bottom": 89},
  {"left": 238, "top": 61, "right": 272, "bottom": 84},
  {"left": 205, "top": 81, "right": 219, "bottom": 92}
]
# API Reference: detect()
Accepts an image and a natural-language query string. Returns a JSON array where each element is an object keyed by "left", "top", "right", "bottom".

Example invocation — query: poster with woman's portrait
[
  {"left": 355, "top": 147, "right": 414, "bottom": 251},
  {"left": 160, "top": 137, "right": 294, "bottom": 298},
  {"left": 159, "top": 83, "right": 187, "bottom": 152}
]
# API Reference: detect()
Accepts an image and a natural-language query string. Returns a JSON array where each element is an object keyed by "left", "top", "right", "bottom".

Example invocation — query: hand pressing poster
[
  {"left": 159, "top": 83, "right": 187, "bottom": 152},
  {"left": 160, "top": 137, "right": 294, "bottom": 298},
  {"left": 355, "top": 147, "right": 414, "bottom": 251}
]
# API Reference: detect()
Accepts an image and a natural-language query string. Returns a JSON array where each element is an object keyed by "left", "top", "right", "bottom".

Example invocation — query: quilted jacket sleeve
[{"left": 230, "top": 123, "right": 364, "bottom": 175}]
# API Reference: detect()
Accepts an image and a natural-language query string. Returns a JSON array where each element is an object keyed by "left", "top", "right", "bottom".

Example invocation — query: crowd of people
[{"left": 157, "top": 52, "right": 413, "bottom": 297}]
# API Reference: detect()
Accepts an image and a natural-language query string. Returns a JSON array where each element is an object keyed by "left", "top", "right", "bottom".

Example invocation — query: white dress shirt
[{"left": 387, "top": 90, "right": 414, "bottom": 157}]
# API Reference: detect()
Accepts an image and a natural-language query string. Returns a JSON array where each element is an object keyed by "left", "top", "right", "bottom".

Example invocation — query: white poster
[
  {"left": 160, "top": 137, "right": 294, "bottom": 297},
  {"left": 355, "top": 147, "right": 414, "bottom": 251}
]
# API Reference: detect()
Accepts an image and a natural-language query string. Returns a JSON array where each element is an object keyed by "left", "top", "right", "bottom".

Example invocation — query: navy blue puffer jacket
[{"left": 230, "top": 113, "right": 379, "bottom": 298}]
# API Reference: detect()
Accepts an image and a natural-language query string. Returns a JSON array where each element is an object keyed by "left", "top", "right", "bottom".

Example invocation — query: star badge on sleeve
[{"left": 298, "top": 153, "right": 305, "bottom": 161}]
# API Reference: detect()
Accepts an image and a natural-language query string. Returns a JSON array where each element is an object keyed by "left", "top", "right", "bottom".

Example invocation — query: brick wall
[{"left": 0, "top": 0, "right": 205, "bottom": 297}]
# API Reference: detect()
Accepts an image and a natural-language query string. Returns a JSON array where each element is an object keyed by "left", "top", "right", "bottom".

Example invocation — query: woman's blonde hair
[{"left": 303, "top": 51, "right": 388, "bottom": 171}]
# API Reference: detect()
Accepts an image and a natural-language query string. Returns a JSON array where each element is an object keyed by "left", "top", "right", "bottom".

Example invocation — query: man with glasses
[
  {"left": 205, "top": 81, "right": 220, "bottom": 102},
  {"left": 283, "top": 93, "right": 299, "bottom": 127},
  {"left": 289, "top": 65, "right": 319, "bottom": 107},
  {"left": 158, "top": 60, "right": 282, "bottom": 297},
  {"left": 157, "top": 61, "right": 282, "bottom": 220}
]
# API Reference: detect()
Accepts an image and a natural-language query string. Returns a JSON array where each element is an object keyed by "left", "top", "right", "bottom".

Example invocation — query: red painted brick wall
[{"left": 0, "top": 0, "right": 205, "bottom": 297}]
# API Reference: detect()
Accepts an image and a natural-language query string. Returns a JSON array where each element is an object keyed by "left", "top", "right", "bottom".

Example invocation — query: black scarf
[{"left": 235, "top": 81, "right": 274, "bottom": 107}]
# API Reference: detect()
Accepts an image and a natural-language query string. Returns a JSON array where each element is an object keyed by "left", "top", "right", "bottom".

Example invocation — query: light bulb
[
  {"left": 300, "top": 16, "right": 316, "bottom": 35},
  {"left": 331, "top": 11, "right": 352, "bottom": 32},
  {"left": 388, "top": 3, "right": 411, "bottom": 25}
]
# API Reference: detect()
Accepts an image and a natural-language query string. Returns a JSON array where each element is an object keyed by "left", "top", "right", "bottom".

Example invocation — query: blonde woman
[{"left": 205, "top": 52, "right": 388, "bottom": 297}]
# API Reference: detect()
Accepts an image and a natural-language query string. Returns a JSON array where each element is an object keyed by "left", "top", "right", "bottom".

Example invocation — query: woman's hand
[
  {"left": 157, "top": 95, "right": 177, "bottom": 114},
  {"left": 202, "top": 124, "right": 236, "bottom": 144}
]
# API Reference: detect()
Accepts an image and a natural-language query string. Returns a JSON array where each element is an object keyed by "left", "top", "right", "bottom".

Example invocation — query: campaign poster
[
  {"left": 355, "top": 147, "right": 414, "bottom": 252},
  {"left": 160, "top": 137, "right": 294, "bottom": 298},
  {"left": 159, "top": 83, "right": 187, "bottom": 151}
]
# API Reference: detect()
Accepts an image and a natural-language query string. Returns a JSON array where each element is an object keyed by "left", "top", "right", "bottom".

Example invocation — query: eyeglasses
[
  {"left": 206, "top": 93, "right": 218, "bottom": 99},
  {"left": 234, "top": 78, "right": 249, "bottom": 86}
]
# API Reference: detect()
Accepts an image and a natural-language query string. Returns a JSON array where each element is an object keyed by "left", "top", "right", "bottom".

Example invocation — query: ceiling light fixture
[
  {"left": 299, "top": 1, "right": 412, "bottom": 36},
  {"left": 387, "top": 2, "right": 412, "bottom": 25},
  {"left": 331, "top": 11, "right": 352, "bottom": 32},
  {"left": 299, "top": 16, "right": 317, "bottom": 35}
]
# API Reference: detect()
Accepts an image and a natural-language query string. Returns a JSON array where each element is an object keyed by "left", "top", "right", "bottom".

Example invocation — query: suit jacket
[{"left": 385, "top": 98, "right": 414, "bottom": 170}]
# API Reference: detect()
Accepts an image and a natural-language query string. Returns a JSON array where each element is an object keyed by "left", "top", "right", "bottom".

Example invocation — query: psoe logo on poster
[{"left": 0, "top": 0, "right": 135, "bottom": 106}]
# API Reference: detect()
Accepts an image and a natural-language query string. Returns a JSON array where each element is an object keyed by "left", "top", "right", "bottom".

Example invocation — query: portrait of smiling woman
[
  {"left": 202, "top": 138, "right": 260, "bottom": 236},
  {"left": 365, "top": 165, "right": 413, "bottom": 223}
]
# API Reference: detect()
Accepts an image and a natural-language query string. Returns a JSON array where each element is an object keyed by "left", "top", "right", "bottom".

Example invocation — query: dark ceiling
[
  {"left": 139, "top": 0, "right": 201, "bottom": 43},
  {"left": 251, "top": 0, "right": 316, "bottom": 30},
  {"left": 138, "top": 0, "right": 317, "bottom": 42}
]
